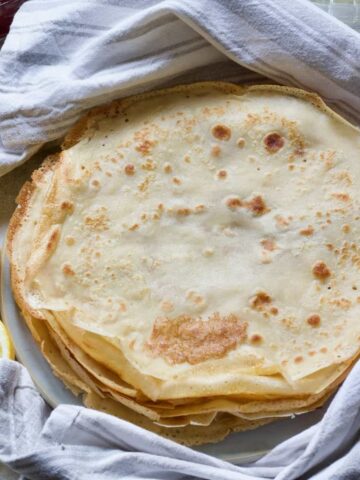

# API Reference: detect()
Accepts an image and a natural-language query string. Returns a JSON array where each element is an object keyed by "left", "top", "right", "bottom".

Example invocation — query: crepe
[{"left": 7, "top": 82, "right": 360, "bottom": 444}]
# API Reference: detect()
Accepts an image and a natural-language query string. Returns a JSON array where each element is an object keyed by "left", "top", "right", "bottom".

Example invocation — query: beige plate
[{"left": 1, "top": 249, "right": 329, "bottom": 464}]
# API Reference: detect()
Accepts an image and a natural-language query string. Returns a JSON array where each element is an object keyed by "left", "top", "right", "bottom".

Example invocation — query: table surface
[{"left": 0, "top": 2, "right": 359, "bottom": 478}]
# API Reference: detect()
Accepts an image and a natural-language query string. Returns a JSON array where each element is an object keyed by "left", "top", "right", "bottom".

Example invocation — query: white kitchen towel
[
  {"left": 0, "top": 0, "right": 360, "bottom": 177},
  {"left": 0, "top": 359, "right": 360, "bottom": 480}
]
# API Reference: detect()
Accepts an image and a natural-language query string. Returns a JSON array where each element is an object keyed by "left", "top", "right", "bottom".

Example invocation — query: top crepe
[{"left": 8, "top": 82, "right": 360, "bottom": 403}]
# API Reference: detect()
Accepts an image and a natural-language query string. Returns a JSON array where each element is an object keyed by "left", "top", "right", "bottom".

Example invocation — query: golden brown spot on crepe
[
  {"left": 211, "top": 144, "right": 222, "bottom": 157},
  {"left": 62, "top": 263, "right": 75, "bottom": 276},
  {"left": 250, "top": 334, "right": 263, "bottom": 344},
  {"left": 160, "top": 301, "right": 174, "bottom": 313},
  {"left": 172, "top": 177, "right": 181, "bottom": 185},
  {"left": 186, "top": 291, "right": 206, "bottom": 307},
  {"left": 85, "top": 213, "right": 109, "bottom": 231},
  {"left": 307, "top": 314, "right": 321, "bottom": 327},
  {"left": 141, "top": 159, "right": 157, "bottom": 171},
  {"left": 250, "top": 291, "right": 272, "bottom": 309},
  {"left": 211, "top": 124, "right": 231, "bottom": 141},
  {"left": 202, "top": 105, "right": 225, "bottom": 117},
  {"left": 260, "top": 254, "right": 271, "bottom": 265},
  {"left": 195, "top": 204, "right": 206, "bottom": 214},
  {"left": 237, "top": 137, "right": 246, "bottom": 148},
  {"left": 309, "top": 350, "right": 316, "bottom": 356},
  {"left": 324, "top": 151, "right": 336, "bottom": 170},
  {"left": 320, "top": 347, "right": 328, "bottom": 353},
  {"left": 245, "top": 195, "right": 268, "bottom": 216},
  {"left": 65, "top": 236, "right": 75, "bottom": 246},
  {"left": 299, "top": 226, "right": 314, "bottom": 236},
  {"left": 135, "top": 139, "right": 156, "bottom": 155},
  {"left": 217, "top": 169, "right": 227, "bottom": 179},
  {"left": 124, "top": 164, "right": 135, "bottom": 175},
  {"left": 270, "top": 307, "right": 278, "bottom": 315},
  {"left": 334, "top": 171, "right": 352, "bottom": 186},
  {"left": 332, "top": 192, "right": 350, "bottom": 202},
  {"left": 342, "top": 224, "right": 351, "bottom": 234},
  {"left": 184, "top": 155, "right": 191, "bottom": 163},
  {"left": 288, "top": 164, "right": 295, "bottom": 171},
  {"left": 245, "top": 113, "right": 260, "bottom": 126},
  {"left": 129, "top": 223, "right": 139, "bottom": 231},
  {"left": 46, "top": 228, "right": 60, "bottom": 253},
  {"left": 329, "top": 297, "right": 352, "bottom": 310},
  {"left": 176, "top": 208, "right": 191, "bottom": 216},
  {"left": 226, "top": 196, "right": 242, "bottom": 210},
  {"left": 60, "top": 201, "right": 74, "bottom": 213},
  {"left": 275, "top": 215, "right": 290, "bottom": 228},
  {"left": 138, "top": 176, "right": 152, "bottom": 193},
  {"left": 163, "top": 163, "right": 172, "bottom": 174},
  {"left": 312, "top": 261, "right": 331, "bottom": 280},
  {"left": 91, "top": 179, "right": 100, "bottom": 187},
  {"left": 281, "top": 318, "right": 295, "bottom": 329},
  {"left": 119, "top": 302, "right": 127, "bottom": 312},
  {"left": 203, "top": 247, "right": 214, "bottom": 257},
  {"left": 147, "top": 313, "right": 248, "bottom": 365},
  {"left": 264, "top": 132, "right": 284, "bottom": 153},
  {"left": 294, "top": 355, "right": 303, "bottom": 363},
  {"left": 261, "top": 239, "right": 276, "bottom": 251}
]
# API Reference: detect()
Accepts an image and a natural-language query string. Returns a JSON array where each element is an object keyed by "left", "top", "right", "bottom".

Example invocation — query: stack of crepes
[{"left": 7, "top": 83, "right": 360, "bottom": 445}]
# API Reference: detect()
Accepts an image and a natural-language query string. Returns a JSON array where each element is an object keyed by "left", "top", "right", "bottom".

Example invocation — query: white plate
[{"left": 1, "top": 251, "right": 327, "bottom": 464}]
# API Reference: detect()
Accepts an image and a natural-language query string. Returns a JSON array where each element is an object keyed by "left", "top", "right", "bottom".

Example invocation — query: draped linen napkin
[
  {"left": 1, "top": 0, "right": 360, "bottom": 479},
  {"left": 0, "top": 359, "right": 360, "bottom": 480}
]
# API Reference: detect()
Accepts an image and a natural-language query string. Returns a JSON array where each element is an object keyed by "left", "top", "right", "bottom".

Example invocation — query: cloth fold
[
  {"left": 1, "top": 0, "right": 360, "bottom": 479},
  {"left": 0, "top": 359, "right": 360, "bottom": 480}
]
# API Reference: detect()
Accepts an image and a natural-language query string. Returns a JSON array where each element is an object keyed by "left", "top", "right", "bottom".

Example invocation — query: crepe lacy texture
[{"left": 147, "top": 313, "right": 248, "bottom": 365}]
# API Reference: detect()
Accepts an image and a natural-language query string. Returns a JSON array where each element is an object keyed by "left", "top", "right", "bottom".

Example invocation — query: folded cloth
[
  {"left": 0, "top": 359, "right": 359, "bottom": 480},
  {"left": 0, "top": 0, "right": 360, "bottom": 176},
  {"left": 1, "top": 0, "right": 360, "bottom": 479}
]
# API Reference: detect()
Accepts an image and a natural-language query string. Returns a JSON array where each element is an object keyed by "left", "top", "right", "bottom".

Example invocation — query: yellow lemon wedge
[{"left": 0, "top": 321, "right": 15, "bottom": 359}]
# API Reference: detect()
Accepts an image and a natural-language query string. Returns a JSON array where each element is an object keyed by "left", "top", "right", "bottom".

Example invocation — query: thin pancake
[{"left": 7, "top": 82, "right": 360, "bottom": 444}]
